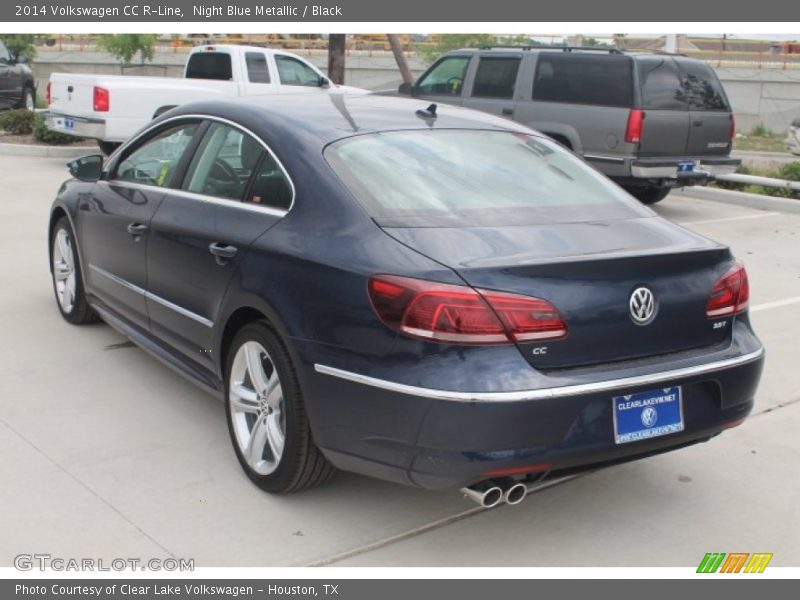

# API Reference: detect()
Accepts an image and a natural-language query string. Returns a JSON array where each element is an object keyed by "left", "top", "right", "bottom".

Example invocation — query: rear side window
[
  {"left": 471, "top": 57, "right": 520, "bottom": 99},
  {"left": 245, "top": 52, "right": 270, "bottom": 83},
  {"left": 533, "top": 54, "right": 633, "bottom": 107},
  {"left": 182, "top": 123, "right": 265, "bottom": 201},
  {"left": 185, "top": 52, "right": 233, "bottom": 81},
  {"left": 416, "top": 56, "right": 470, "bottom": 96},
  {"left": 247, "top": 154, "right": 293, "bottom": 211}
]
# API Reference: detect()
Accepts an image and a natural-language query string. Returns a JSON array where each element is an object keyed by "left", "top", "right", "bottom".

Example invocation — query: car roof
[{"left": 164, "top": 93, "right": 535, "bottom": 149}]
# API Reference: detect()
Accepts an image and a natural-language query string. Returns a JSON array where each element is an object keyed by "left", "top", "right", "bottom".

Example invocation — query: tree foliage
[
  {"left": 417, "top": 34, "right": 497, "bottom": 64},
  {"left": 0, "top": 34, "right": 37, "bottom": 59},
  {"left": 97, "top": 34, "right": 157, "bottom": 64}
]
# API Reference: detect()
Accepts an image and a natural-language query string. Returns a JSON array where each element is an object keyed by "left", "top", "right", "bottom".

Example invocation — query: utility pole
[
  {"left": 387, "top": 34, "right": 414, "bottom": 84},
  {"left": 327, "top": 34, "right": 346, "bottom": 84}
]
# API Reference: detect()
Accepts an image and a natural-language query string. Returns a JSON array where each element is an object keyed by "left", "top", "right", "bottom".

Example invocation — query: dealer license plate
[{"left": 613, "top": 386, "right": 684, "bottom": 444}]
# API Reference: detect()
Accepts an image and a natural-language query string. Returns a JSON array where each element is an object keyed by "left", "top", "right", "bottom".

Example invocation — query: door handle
[
  {"left": 208, "top": 242, "right": 238, "bottom": 262},
  {"left": 127, "top": 223, "right": 149, "bottom": 235},
  {"left": 502, "top": 107, "right": 514, "bottom": 116}
]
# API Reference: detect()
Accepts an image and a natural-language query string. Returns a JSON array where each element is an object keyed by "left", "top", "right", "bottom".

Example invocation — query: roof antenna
[{"left": 415, "top": 103, "right": 438, "bottom": 120}]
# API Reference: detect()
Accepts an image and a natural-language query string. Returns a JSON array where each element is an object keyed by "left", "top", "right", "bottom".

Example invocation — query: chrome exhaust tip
[
  {"left": 461, "top": 481, "right": 504, "bottom": 508},
  {"left": 503, "top": 481, "right": 528, "bottom": 505}
]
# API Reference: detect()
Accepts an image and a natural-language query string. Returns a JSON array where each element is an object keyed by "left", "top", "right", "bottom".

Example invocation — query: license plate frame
[
  {"left": 63, "top": 117, "right": 75, "bottom": 131},
  {"left": 612, "top": 386, "right": 684, "bottom": 444},
  {"left": 677, "top": 160, "right": 696, "bottom": 173}
]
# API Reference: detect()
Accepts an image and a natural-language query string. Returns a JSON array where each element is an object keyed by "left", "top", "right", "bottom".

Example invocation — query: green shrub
[
  {"left": 778, "top": 161, "right": 800, "bottom": 182},
  {"left": 32, "top": 112, "right": 84, "bottom": 145},
  {"left": 0, "top": 109, "right": 36, "bottom": 135},
  {"left": 750, "top": 122, "right": 774, "bottom": 137}
]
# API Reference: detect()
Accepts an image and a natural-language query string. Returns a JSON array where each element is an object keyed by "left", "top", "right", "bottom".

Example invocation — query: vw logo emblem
[
  {"left": 629, "top": 287, "right": 656, "bottom": 324},
  {"left": 641, "top": 407, "right": 658, "bottom": 428}
]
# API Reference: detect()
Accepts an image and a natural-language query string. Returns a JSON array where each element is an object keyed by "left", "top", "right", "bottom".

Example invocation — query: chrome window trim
[
  {"left": 89, "top": 264, "right": 213, "bottom": 328},
  {"left": 314, "top": 347, "right": 764, "bottom": 403},
  {"left": 105, "top": 113, "right": 296, "bottom": 217}
]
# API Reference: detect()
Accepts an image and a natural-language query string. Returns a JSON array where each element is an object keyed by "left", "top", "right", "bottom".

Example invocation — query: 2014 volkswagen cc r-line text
[{"left": 48, "top": 94, "right": 764, "bottom": 504}]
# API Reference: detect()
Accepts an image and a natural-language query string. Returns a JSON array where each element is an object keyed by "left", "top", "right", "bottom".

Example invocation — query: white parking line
[
  {"left": 679, "top": 212, "right": 780, "bottom": 226},
  {"left": 750, "top": 297, "right": 800, "bottom": 313}
]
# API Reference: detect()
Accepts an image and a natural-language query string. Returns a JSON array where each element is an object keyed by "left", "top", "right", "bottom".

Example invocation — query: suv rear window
[
  {"left": 533, "top": 53, "right": 633, "bottom": 107},
  {"left": 186, "top": 52, "right": 233, "bottom": 81},
  {"left": 637, "top": 57, "right": 730, "bottom": 111},
  {"left": 325, "top": 130, "right": 645, "bottom": 227}
]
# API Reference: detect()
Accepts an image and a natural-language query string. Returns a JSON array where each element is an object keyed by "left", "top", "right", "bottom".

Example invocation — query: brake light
[
  {"left": 706, "top": 260, "right": 749, "bottom": 318},
  {"left": 368, "top": 275, "right": 567, "bottom": 344},
  {"left": 93, "top": 86, "right": 109, "bottom": 112},
  {"left": 46, "top": 81, "right": 51, "bottom": 106},
  {"left": 625, "top": 109, "right": 644, "bottom": 144},
  {"left": 730, "top": 114, "right": 736, "bottom": 142}
]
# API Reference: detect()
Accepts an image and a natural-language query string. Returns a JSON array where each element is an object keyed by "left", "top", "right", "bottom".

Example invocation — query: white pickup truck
[{"left": 45, "top": 44, "right": 365, "bottom": 154}]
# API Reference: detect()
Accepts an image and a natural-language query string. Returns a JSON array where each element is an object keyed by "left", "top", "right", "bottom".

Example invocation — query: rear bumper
[
  {"left": 630, "top": 156, "right": 741, "bottom": 181},
  {"left": 302, "top": 339, "right": 764, "bottom": 489},
  {"left": 45, "top": 111, "right": 106, "bottom": 140}
]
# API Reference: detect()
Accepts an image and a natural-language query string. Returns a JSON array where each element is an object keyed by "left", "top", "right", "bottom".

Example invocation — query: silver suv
[{"left": 400, "top": 46, "right": 740, "bottom": 204}]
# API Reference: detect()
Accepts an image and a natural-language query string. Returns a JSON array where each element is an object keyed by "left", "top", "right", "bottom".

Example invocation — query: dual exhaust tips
[{"left": 461, "top": 478, "right": 528, "bottom": 508}]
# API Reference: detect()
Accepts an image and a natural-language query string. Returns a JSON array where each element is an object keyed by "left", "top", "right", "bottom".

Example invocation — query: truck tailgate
[{"left": 49, "top": 73, "right": 97, "bottom": 118}]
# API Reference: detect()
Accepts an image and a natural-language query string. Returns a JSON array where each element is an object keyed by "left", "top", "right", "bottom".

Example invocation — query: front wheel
[
  {"left": 623, "top": 185, "right": 671, "bottom": 205},
  {"left": 50, "top": 217, "right": 99, "bottom": 325},
  {"left": 225, "top": 321, "right": 334, "bottom": 493}
]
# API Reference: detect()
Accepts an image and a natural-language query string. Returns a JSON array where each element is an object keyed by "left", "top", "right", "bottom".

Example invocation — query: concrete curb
[
  {"left": 679, "top": 186, "right": 800, "bottom": 214},
  {"left": 0, "top": 142, "right": 94, "bottom": 158}
]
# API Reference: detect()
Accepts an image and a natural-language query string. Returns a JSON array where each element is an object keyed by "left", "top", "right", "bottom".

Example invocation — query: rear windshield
[
  {"left": 325, "top": 130, "right": 648, "bottom": 227},
  {"left": 637, "top": 57, "right": 729, "bottom": 111},
  {"left": 185, "top": 52, "right": 233, "bottom": 81},
  {"left": 533, "top": 53, "right": 633, "bottom": 108}
]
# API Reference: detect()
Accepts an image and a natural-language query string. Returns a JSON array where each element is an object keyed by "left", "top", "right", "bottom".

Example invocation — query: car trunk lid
[{"left": 381, "top": 217, "right": 733, "bottom": 369}]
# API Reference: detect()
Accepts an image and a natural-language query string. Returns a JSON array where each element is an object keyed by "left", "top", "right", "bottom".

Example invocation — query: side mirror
[
  {"left": 16, "top": 55, "right": 29, "bottom": 64},
  {"left": 398, "top": 82, "right": 412, "bottom": 95},
  {"left": 318, "top": 76, "right": 330, "bottom": 88},
  {"left": 67, "top": 155, "right": 104, "bottom": 182}
]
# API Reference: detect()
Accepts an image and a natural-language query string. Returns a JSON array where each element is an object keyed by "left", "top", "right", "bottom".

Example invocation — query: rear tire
[
  {"left": 50, "top": 217, "right": 100, "bottom": 325},
  {"left": 624, "top": 185, "right": 671, "bottom": 205},
  {"left": 224, "top": 321, "right": 334, "bottom": 494},
  {"left": 17, "top": 87, "right": 34, "bottom": 111},
  {"left": 97, "top": 141, "right": 121, "bottom": 156}
]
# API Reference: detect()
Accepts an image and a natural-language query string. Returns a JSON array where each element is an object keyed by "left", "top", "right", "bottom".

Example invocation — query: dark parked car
[
  {"left": 0, "top": 39, "right": 35, "bottom": 111},
  {"left": 49, "top": 94, "right": 764, "bottom": 504},
  {"left": 400, "top": 46, "right": 740, "bottom": 204}
]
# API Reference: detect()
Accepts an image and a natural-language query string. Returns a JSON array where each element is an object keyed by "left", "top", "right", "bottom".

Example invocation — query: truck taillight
[
  {"left": 706, "top": 260, "right": 749, "bottom": 318},
  {"left": 625, "top": 109, "right": 644, "bottom": 144},
  {"left": 368, "top": 275, "right": 568, "bottom": 345},
  {"left": 93, "top": 87, "right": 110, "bottom": 112},
  {"left": 46, "top": 82, "right": 51, "bottom": 106}
]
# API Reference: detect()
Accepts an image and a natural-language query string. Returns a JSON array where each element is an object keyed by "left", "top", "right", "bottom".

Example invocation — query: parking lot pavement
[{"left": 1, "top": 155, "right": 798, "bottom": 567}]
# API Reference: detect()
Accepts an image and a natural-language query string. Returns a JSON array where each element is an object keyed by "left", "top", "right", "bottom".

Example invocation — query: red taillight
[
  {"left": 625, "top": 109, "right": 644, "bottom": 144},
  {"left": 368, "top": 275, "right": 567, "bottom": 345},
  {"left": 730, "top": 114, "right": 736, "bottom": 142},
  {"left": 706, "top": 260, "right": 749, "bottom": 318},
  {"left": 93, "top": 86, "right": 109, "bottom": 112},
  {"left": 46, "top": 81, "right": 51, "bottom": 106}
]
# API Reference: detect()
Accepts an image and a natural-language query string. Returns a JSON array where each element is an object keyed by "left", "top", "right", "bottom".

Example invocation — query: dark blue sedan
[{"left": 48, "top": 94, "right": 764, "bottom": 505}]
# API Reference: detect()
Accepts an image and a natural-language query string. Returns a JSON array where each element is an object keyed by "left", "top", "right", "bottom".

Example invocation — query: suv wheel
[
  {"left": 225, "top": 321, "right": 335, "bottom": 493},
  {"left": 624, "top": 185, "right": 671, "bottom": 205}
]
